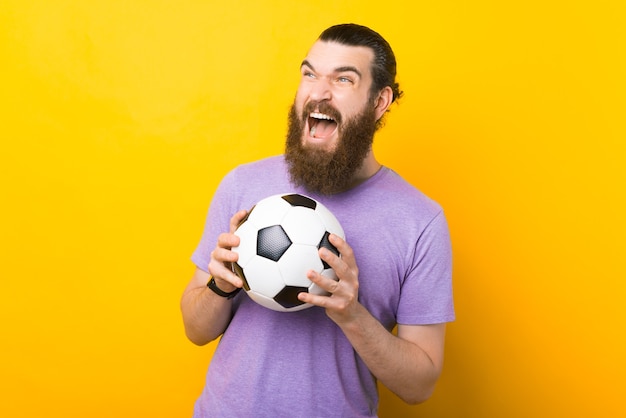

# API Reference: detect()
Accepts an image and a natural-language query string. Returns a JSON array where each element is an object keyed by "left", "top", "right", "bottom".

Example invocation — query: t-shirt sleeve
[
  {"left": 396, "top": 210, "right": 455, "bottom": 325},
  {"left": 190, "top": 170, "right": 239, "bottom": 273}
]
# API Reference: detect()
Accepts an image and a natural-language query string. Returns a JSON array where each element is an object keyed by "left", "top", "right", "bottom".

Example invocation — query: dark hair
[{"left": 318, "top": 23, "right": 403, "bottom": 103}]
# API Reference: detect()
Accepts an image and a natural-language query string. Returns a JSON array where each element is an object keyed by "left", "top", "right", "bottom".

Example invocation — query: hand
[
  {"left": 298, "top": 234, "right": 362, "bottom": 325},
  {"left": 207, "top": 209, "right": 248, "bottom": 292}
]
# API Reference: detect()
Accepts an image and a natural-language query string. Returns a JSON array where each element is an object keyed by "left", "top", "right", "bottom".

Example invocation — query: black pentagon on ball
[
  {"left": 257, "top": 225, "right": 292, "bottom": 261},
  {"left": 274, "top": 285, "right": 309, "bottom": 309},
  {"left": 318, "top": 231, "right": 339, "bottom": 270},
  {"left": 281, "top": 193, "right": 317, "bottom": 210}
]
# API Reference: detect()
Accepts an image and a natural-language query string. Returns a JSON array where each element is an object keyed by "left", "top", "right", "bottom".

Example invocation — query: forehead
[{"left": 303, "top": 41, "right": 374, "bottom": 77}]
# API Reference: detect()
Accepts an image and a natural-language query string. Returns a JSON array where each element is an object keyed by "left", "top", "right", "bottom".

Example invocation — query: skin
[
  {"left": 296, "top": 42, "right": 384, "bottom": 183},
  {"left": 180, "top": 40, "right": 447, "bottom": 405}
]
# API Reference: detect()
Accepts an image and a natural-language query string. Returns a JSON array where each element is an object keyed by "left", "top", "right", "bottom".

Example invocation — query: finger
[
  {"left": 318, "top": 246, "right": 341, "bottom": 272},
  {"left": 318, "top": 245, "right": 355, "bottom": 286},
  {"left": 299, "top": 271, "right": 335, "bottom": 307},
  {"left": 327, "top": 235, "right": 358, "bottom": 279},
  {"left": 298, "top": 289, "right": 329, "bottom": 307},
  {"left": 299, "top": 274, "right": 351, "bottom": 312},
  {"left": 217, "top": 232, "right": 240, "bottom": 251},
  {"left": 209, "top": 234, "right": 243, "bottom": 288},
  {"left": 329, "top": 233, "right": 354, "bottom": 262},
  {"left": 230, "top": 209, "right": 249, "bottom": 233},
  {"left": 307, "top": 269, "right": 340, "bottom": 294},
  {"left": 211, "top": 244, "right": 239, "bottom": 264},
  {"left": 208, "top": 255, "right": 243, "bottom": 288}
]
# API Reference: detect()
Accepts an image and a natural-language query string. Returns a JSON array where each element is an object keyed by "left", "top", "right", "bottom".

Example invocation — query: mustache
[{"left": 302, "top": 101, "right": 343, "bottom": 124}]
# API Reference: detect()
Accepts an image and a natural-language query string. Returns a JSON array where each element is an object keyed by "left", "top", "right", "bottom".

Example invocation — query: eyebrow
[{"left": 301, "top": 60, "right": 362, "bottom": 78}]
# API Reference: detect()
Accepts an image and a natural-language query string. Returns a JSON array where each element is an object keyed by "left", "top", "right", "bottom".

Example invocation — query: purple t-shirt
[{"left": 191, "top": 156, "right": 454, "bottom": 417}]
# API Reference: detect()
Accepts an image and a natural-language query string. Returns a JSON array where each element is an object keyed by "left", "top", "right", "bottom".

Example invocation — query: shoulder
[
  {"left": 218, "top": 155, "right": 293, "bottom": 209},
  {"left": 365, "top": 167, "right": 443, "bottom": 219},
  {"left": 231, "top": 155, "right": 286, "bottom": 174},
  {"left": 223, "top": 155, "right": 286, "bottom": 186},
  {"left": 321, "top": 167, "right": 446, "bottom": 243}
]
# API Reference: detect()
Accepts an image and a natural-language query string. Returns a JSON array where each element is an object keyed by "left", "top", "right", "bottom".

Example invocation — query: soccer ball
[{"left": 232, "top": 193, "right": 345, "bottom": 312}]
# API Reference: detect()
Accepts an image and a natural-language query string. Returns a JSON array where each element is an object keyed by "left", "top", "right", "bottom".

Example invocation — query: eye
[
  {"left": 337, "top": 76, "right": 353, "bottom": 84},
  {"left": 302, "top": 70, "right": 316, "bottom": 79}
]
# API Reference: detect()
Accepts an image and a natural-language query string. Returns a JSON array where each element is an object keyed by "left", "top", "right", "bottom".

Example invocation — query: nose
[{"left": 308, "top": 78, "right": 332, "bottom": 102}]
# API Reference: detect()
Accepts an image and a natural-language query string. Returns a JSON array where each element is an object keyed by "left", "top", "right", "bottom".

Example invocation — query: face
[
  {"left": 294, "top": 41, "right": 377, "bottom": 153},
  {"left": 284, "top": 41, "right": 382, "bottom": 195}
]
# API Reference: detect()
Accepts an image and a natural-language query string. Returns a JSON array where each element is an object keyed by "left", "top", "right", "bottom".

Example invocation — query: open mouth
[{"left": 308, "top": 112, "right": 338, "bottom": 139}]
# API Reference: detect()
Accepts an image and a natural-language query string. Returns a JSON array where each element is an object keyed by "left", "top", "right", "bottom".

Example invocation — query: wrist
[{"left": 207, "top": 276, "right": 241, "bottom": 299}]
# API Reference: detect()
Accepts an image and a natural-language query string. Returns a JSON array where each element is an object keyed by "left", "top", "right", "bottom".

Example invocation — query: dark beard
[{"left": 284, "top": 101, "right": 378, "bottom": 195}]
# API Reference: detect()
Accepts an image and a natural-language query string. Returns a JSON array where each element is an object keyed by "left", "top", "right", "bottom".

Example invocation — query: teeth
[
  {"left": 310, "top": 125, "right": 316, "bottom": 137},
  {"left": 310, "top": 112, "right": 333, "bottom": 121}
]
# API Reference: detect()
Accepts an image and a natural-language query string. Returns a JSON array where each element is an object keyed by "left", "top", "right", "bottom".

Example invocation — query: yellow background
[{"left": 1, "top": 1, "right": 624, "bottom": 417}]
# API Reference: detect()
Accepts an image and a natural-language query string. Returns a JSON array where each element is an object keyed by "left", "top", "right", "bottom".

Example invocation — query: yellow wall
[{"left": 1, "top": 1, "right": 624, "bottom": 417}]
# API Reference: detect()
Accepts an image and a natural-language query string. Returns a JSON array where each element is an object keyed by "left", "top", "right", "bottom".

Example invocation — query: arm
[
  {"left": 298, "top": 234, "right": 447, "bottom": 404},
  {"left": 180, "top": 210, "right": 247, "bottom": 346},
  {"left": 333, "top": 309, "right": 445, "bottom": 404}
]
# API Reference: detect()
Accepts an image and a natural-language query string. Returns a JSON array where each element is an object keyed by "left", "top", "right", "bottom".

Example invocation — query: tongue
[{"left": 311, "top": 119, "right": 337, "bottom": 138}]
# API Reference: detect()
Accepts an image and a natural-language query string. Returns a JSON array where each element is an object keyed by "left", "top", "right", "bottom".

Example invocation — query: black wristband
[{"left": 207, "top": 276, "right": 241, "bottom": 299}]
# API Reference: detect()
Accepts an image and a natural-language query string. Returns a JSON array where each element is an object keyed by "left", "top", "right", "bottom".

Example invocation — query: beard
[{"left": 284, "top": 100, "right": 378, "bottom": 195}]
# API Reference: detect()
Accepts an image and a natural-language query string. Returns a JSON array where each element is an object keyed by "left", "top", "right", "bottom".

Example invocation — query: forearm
[
  {"left": 337, "top": 305, "right": 444, "bottom": 404},
  {"left": 301, "top": 235, "right": 446, "bottom": 403},
  {"left": 180, "top": 269, "right": 234, "bottom": 345}
]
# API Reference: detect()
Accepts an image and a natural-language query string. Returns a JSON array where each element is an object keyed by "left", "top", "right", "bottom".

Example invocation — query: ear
[{"left": 373, "top": 86, "right": 394, "bottom": 121}]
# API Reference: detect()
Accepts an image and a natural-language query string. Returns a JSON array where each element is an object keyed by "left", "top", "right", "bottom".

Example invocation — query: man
[{"left": 181, "top": 24, "right": 454, "bottom": 417}]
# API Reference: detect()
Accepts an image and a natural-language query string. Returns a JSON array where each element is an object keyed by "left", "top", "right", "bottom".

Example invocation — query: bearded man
[{"left": 181, "top": 23, "right": 455, "bottom": 418}]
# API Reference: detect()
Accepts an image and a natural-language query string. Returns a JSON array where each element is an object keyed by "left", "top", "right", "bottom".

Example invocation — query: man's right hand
[{"left": 207, "top": 209, "right": 248, "bottom": 292}]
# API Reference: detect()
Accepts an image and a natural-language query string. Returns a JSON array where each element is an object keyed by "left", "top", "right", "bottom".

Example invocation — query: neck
[{"left": 350, "top": 151, "right": 381, "bottom": 188}]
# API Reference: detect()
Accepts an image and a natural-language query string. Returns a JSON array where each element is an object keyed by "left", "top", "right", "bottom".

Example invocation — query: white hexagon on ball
[
  {"left": 281, "top": 207, "right": 325, "bottom": 245},
  {"left": 278, "top": 244, "right": 324, "bottom": 288}
]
